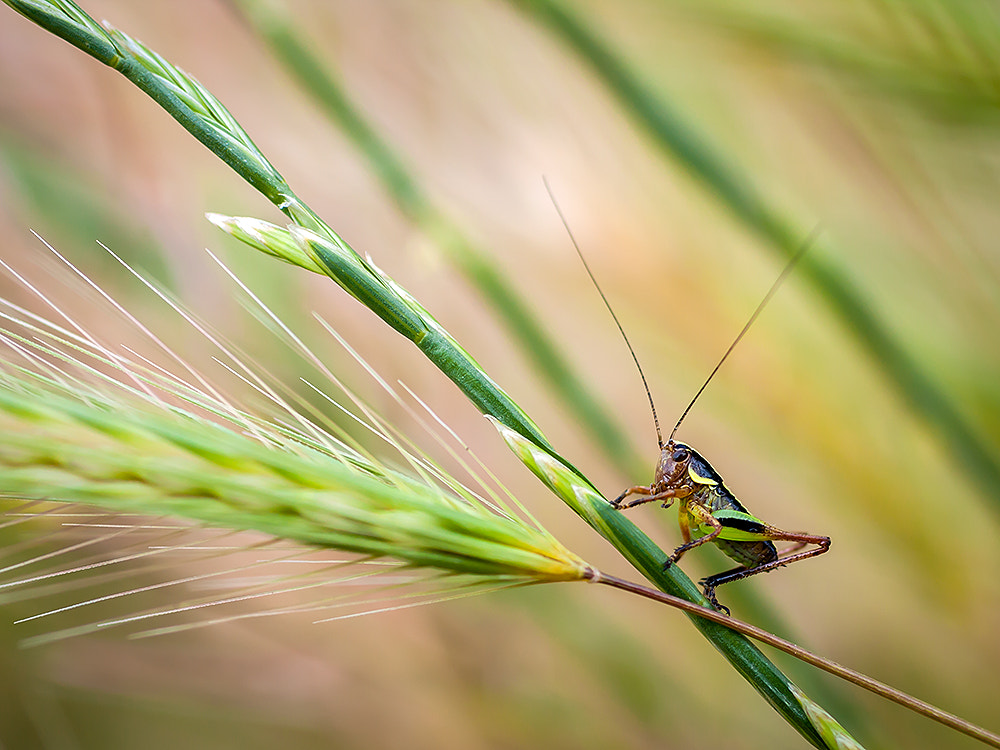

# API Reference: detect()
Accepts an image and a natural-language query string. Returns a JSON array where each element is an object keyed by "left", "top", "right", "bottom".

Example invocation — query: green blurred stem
[
  {"left": 695, "top": 7, "right": 1000, "bottom": 122},
  {"left": 595, "top": 572, "right": 1000, "bottom": 750},
  {"left": 228, "top": 0, "right": 645, "bottom": 476},
  {"left": 508, "top": 0, "right": 1000, "bottom": 517}
]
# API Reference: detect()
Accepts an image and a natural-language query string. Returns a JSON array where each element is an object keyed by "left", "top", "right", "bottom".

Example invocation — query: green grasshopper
[
  {"left": 612, "top": 437, "right": 830, "bottom": 614},
  {"left": 606, "top": 233, "right": 830, "bottom": 613},
  {"left": 549, "top": 185, "right": 830, "bottom": 614}
]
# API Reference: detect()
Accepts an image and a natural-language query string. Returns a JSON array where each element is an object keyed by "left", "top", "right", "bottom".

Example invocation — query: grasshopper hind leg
[
  {"left": 699, "top": 582, "right": 731, "bottom": 616},
  {"left": 700, "top": 533, "right": 831, "bottom": 615}
]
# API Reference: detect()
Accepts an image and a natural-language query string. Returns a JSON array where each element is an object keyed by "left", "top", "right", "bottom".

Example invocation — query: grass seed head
[{"left": 0, "top": 366, "right": 590, "bottom": 585}]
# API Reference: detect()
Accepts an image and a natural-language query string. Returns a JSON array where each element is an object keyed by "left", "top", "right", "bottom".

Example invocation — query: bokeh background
[{"left": 1, "top": 1, "right": 999, "bottom": 748}]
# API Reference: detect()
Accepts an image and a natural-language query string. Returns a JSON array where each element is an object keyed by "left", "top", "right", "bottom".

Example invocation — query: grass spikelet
[
  {"left": 488, "top": 416, "right": 604, "bottom": 521},
  {"left": 791, "top": 685, "right": 867, "bottom": 750},
  {"left": 205, "top": 213, "right": 324, "bottom": 274}
]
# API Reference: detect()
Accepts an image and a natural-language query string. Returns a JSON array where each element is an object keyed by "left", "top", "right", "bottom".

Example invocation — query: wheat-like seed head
[
  {"left": 0, "top": 244, "right": 591, "bottom": 600},
  {"left": 0, "top": 372, "right": 587, "bottom": 583}
]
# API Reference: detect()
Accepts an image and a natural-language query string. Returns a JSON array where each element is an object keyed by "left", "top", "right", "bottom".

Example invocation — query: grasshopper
[
  {"left": 548, "top": 183, "right": 830, "bottom": 614},
  {"left": 607, "top": 234, "right": 830, "bottom": 613},
  {"left": 611, "top": 438, "right": 830, "bottom": 614}
]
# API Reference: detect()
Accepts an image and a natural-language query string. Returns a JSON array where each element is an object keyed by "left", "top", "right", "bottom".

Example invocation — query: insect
[
  {"left": 607, "top": 235, "right": 830, "bottom": 613},
  {"left": 612, "top": 437, "right": 830, "bottom": 615},
  {"left": 547, "top": 182, "right": 829, "bottom": 614}
]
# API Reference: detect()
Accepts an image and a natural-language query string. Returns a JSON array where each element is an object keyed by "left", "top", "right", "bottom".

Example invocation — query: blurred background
[{"left": 1, "top": 0, "right": 999, "bottom": 748}]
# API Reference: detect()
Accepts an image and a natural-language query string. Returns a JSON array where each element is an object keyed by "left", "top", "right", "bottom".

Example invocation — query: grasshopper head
[
  {"left": 655, "top": 440, "right": 694, "bottom": 489},
  {"left": 655, "top": 440, "right": 720, "bottom": 492}
]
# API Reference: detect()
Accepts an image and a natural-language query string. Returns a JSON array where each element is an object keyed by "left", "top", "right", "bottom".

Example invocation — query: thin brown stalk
[{"left": 591, "top": 571, "right": 1000, "bottom": 749}]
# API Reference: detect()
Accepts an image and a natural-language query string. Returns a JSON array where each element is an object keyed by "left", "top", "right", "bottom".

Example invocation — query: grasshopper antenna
[
  {"left": 667, "top": 225, "right": 822, "bottom": 443},
  {"left": 544, "top": 177, "right": 664, "bottom": 449}
]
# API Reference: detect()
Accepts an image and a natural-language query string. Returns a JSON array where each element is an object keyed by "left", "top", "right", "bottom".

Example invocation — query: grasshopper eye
[{"left": 672, "top": 448, "right": 689, "bottom": 463}]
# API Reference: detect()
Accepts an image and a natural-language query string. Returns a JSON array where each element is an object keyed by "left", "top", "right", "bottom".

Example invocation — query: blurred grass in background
[{"left": 0, "top": 0, "right": 998, "bottom": 748}]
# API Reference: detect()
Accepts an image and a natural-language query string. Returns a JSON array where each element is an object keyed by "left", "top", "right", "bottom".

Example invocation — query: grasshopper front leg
[{"left": 611, "top": 485, "right": 690, "bottom": 510}]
